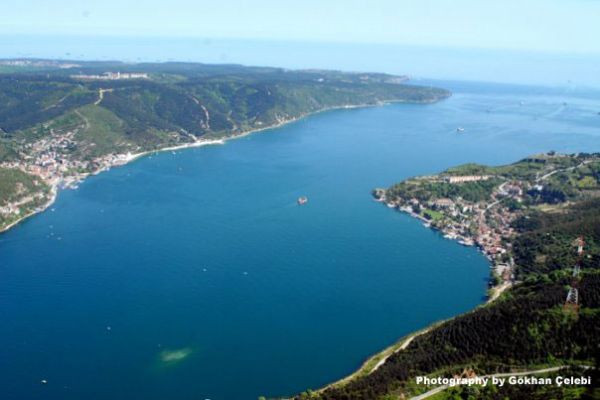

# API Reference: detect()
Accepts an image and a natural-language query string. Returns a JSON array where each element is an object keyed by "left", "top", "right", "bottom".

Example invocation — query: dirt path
[
  {"left": 74, "top": 109, "right": 90, "bottom": 131},
  {"left": 487, "top": 281, "right": 512, "bottom": 303},
  {"left": 370, "top": 328, "right": 431, "bottom": 373},
  {"left": 410, "top": 366, "right": 571, "bottom": 400},
  {"left": 536, "top": 160, "right": 590, "bottom": 182},
  {"left": 94, "top": 88, "right": 113, "bottom": 105},
  {"left": 313, "top": 325, "right": 439, "bottom": 396}
]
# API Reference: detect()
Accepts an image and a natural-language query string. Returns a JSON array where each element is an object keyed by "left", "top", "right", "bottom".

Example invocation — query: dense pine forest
[
  {"left": 313, "top": 273, "right": 599, "bottom": 399},
  {"left": 513, "top": 198, "right": 600, "bottom": 276}
]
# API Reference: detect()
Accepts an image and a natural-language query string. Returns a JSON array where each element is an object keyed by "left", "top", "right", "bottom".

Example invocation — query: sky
[
  {"left": 2, "top": 1, "right": 600, "bottom": 87},
  {"left": 2, "top": 0, "right": 600, "bottom": 54}
]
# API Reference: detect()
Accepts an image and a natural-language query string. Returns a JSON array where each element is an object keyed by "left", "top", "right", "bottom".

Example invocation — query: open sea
[{"left": 1, "top": 80, "right": 599, "bottom": 399}]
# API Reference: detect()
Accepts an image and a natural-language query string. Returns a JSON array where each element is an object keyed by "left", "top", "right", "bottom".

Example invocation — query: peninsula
[
  {"left": 0, "top": 59, "right": 450, "bottom": 233},
  {"left": 296, "top": 152, "right": 600, "bottom": 400}
]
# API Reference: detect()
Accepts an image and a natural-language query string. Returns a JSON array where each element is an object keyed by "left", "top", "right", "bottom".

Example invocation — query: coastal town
[
  {"left": 374, "top": 175, "right": 518, "bottom": 293},
  {"left": 0, "top": 119, "right": 140, "bottom": 230},
  {"left": 374, "top": 153, "right": 600, "bottom": 296},
  {"left": 0, "top": 108, "right": 223, "bottom": 232}
]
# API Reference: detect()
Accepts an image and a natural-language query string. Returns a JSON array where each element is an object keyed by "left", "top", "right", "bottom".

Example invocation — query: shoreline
[
  {"left": 308, "top": 194, "right": 514, "bottom": 396},
  {"left": 3, "top": 97, "right": 468, "bottom": 398},
  {"left": 312, "top": 324, "right": 439, "bottom": 395},
  {"left": 310, "top": 278, "right": 511, "bottom": 397},
  {"left": 374, "top": 192, "right": 512, "bottom": 291},
  {"left": 0, "top": 139, "right": 226, "bottom": 235},
  {"left": 0, "top": 98, "right": 436, "bottom": 236},
  {"left": 320, "top": 153, "right": 600, "bottom": 398},
  {"left": 0, "top": 185, "right": 58, "bottom": 235},
  {"left": 381, "top": 197, "right": 515, "bottom": 300}
]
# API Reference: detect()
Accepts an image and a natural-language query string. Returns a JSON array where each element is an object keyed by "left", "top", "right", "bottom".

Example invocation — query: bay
[{"left": 0, "top": 80, "right": 598, "bottom": 399}]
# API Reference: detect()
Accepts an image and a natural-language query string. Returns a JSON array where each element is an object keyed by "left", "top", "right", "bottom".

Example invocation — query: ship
[
  {"left": 456, "top": 127, "right": 465, "bottom": 133},
  {"left": 297, "top": 196, "right": 308, "bottom": 205}
]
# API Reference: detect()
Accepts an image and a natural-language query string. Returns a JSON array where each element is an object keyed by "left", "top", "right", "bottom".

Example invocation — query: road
[
  {"left": 410, "top": 366, "right": 573, "bottom": 400},
  {"left": 485, "top": 181, "right": 508, "bottom": 210},
  {"left": 536, "top": 160, "right": 591, "bottom": 182},
  {"left": 370, "top": 328, "right": 431, "bottom": 373},
  {"left": 94, "top": 88, "right": 113, "bottom": 105}
]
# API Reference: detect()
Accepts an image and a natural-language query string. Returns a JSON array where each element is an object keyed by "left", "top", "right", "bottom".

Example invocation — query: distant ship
[
  {"left": 297, "top": 196, "right": 308, "bottom": 205},
  {"left": 456, "top": 127, "right": 465, "bottom": 133}
]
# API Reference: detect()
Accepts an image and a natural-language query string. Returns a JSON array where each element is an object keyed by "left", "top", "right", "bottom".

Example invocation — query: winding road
[{"left": 409, "top": 366, "right": 588, "bottom": 400}]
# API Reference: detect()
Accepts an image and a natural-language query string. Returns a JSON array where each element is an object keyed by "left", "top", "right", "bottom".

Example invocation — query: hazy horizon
[
  {"left": 4, "top": 1, "right": 600, "bottom": 87},
  {"left": 2, "top": 34, "right": 600, "bottom": 89},
  {"left": 4, "top": 0, "right": 600, "bottom": 54}
]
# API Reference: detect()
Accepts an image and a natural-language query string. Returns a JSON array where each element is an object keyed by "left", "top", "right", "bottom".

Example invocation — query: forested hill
[
  {"left": 0, "top": 59, "right": 448, "bottom": 232},
  {"left": 0, "top": 59, "right": 449, "bottom": 153}
]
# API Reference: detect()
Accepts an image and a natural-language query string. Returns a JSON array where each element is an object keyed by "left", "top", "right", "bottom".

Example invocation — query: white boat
[
  {"left": 456, "top": 127, "right": 465, "bottom": 133},
  {"left": 297, "top": 196, "right": 308, "bottom": 205}
]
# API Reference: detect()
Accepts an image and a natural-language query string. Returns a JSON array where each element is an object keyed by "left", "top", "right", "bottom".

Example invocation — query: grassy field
[
  {"left": 72, "top": 105, "right": 133, "bottom": 158},
  {"left": 422, "top": 208, "right": 443, "bottom": 221}
]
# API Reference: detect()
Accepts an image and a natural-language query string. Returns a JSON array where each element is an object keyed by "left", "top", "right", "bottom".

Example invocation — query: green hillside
[
  {"left": 0, "top": 60, "right": 450, "bottom": 155},
  {"left": 0, "top": 59, "right": 449, "bottom": 232},
  {"left": 303, "top": 154, "right": 600, "bottom": 400}
]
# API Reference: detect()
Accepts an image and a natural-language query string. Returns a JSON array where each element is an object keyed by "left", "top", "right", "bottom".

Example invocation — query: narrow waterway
[{"left": 1, "top": 81, "right": 598, "bottom": 400}]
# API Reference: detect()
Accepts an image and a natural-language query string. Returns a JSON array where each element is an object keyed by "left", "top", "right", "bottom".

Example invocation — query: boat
[
  {"left": 456, "top": 127, "right": 465, "bottom": 133},
  {"left": 297, "top": 196, "right": 308, "bottom": 205}
]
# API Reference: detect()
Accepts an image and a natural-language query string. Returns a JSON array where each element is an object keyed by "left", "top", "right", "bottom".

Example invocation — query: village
[
  {"left": 70, "top": 71, "right": 149, "bottom": 80},
  {"left": 0, "top": 122, "right": 136, "bottom": 226},
  {"left": 375, "top": 173, "right": 536, "bottom": 291}
]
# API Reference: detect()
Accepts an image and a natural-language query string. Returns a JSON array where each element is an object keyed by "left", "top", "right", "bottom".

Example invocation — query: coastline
[
  {"left": 1, "top": 92, "right": 507, "bottom": 400},
  {"left": 310, "top": 279, "right": 511, "bottom": 397},
  {"left": 0, "top": 139, "right": 226, "bottom": 235},
  {"left": 312, "top": 325, "right": 439, "bottom": 395},
  {"left": 308, "top": 192, "right": 514, "bottom": 396},
  {"left": 373, "top": 190, "right": 514, "bottom": 296},
  {"left": 316, "top": 153, "right": 600, "bottom": 398},
  {"left": 311, "top": 265, "right": 508, "bottom": 397},
  {"left": 0, "top": 98, "right": 439, "bottom": 236},
  {"left": 3, "top": 96, "right": 472, "bottom": 398},
  {"left": 0, "top": 185, "right": 58, "bottom": 234}
]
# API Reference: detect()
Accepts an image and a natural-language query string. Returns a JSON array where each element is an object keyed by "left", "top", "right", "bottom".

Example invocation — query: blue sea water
[{"left": 1, "top": 81, "right": 599, "bottom": 400}]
